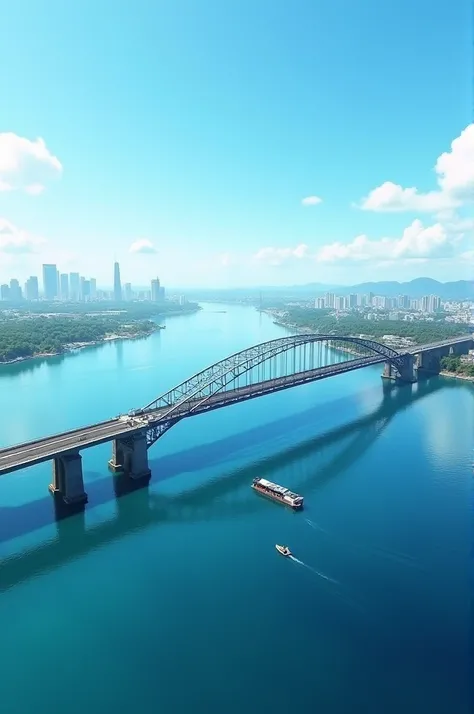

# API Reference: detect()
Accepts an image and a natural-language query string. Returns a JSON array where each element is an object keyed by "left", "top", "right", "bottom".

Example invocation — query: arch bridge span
[
  {"left": 0, "top": 333, "right": 418, "bottom": 506},
  {"left": 138, "top": 334, "right": 414, "bottom": 448}
]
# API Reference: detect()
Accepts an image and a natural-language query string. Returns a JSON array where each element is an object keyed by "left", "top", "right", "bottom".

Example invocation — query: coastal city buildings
[{"left": 0, "top": 261, "right": 169, "bottom": 305}]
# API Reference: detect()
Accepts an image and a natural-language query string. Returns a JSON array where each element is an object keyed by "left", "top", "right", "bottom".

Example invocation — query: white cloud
[
  {"left": 301, "top": 195, "right": 322, "bottom": 206},
  {"left": 359, "top": 123, "right": 474, "bottom": 213},
  {"left": 252, "top": 217, "right": 467, "bottom": 268},
  {"left": 253, "top": 243, "right": 309, "bottom": 266},
  {"left": 359, "top": 181, "right": 457, "bottom": 213},
  {"left": 315, "top": 220, "right": 448, "bottom": 263},
  {"left": 129, "top": 239, "right": 157, "bottom": 254},
  {"left": 0, "top": 218, "right": 46, "bottom": 254},
  {"left": 0, "top": 133, "right": 62, "bottom": 194}
]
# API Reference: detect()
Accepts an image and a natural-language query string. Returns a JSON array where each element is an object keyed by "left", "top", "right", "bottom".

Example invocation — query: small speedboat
[{"left": 275, "top": 544, "right": 292, "bottom": 557}]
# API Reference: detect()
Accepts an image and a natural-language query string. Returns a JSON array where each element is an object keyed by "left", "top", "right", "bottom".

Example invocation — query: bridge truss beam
[{"left": 140, "top": 334, "right": 412, "bottom": 448}]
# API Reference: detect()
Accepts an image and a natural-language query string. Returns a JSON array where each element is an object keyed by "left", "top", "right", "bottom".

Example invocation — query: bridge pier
[
  {"left": 382, "top": 355, "right": 416, "bottom": 384},
  {"left": 49, "top": 451, "right": 88, "bottom": 505},
  {"left": 108, "top": 432, "right": 151, "bottom": 482}
]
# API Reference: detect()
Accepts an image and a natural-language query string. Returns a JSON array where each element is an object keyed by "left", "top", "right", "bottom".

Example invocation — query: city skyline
[
  {"left": 0, "top": 259, "right": 167, "bottom": 302},
  {"left": 0, "top": 2, "right": 472, "bottom": 287}
]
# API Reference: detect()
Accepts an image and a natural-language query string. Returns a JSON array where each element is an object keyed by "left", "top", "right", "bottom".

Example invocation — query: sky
[{"left": 0, "top": 0, "right": 472, "bottom": 289}]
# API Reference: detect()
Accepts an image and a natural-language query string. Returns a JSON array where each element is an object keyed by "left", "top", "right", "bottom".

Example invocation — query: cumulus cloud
[
  {"left": 301, "top": 195, "right": 322, "bottom": 206},
  {"left": 358, "top": 123, "right": 474, "bottom": 213},
  {"left": 253, "top": 244, "right": 309, "bottom": 266},
  {"left": 315, "top": 220, "right": 448, "bottom": 263},
  {"left": 0, "top": 133, "right": 62, "bottom": 194},
  {"left": 129, "top": 239, "right": 157, "bottom": 254},
  {"left": 252, "top": 217, "right": 468, "bottom": 268},
  {"left": 359, "top": 182, "right": 457, "bottom": 213},
  {"left": 0, "top": 218, "right": 46, "bottom": 253}
]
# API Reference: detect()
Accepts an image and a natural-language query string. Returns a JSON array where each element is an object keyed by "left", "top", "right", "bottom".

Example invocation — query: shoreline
[
  {"left": 0, "top": 327, "right": 161, "bottom": 367},
  {"left": 0, "top": 304, "right": 201, "bottom": 368},
  {"left": 439, "top": 370, "right": 474, "bottom": 383}
]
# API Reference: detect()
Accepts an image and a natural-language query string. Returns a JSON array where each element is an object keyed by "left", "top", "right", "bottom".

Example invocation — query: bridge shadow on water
[{"left": 0, "top": 375, "right": 464, "bottom": 591}]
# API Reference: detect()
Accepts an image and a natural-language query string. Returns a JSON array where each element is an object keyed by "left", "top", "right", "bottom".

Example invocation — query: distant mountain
[
  {"left": 334, "top": 278, "right": 474, "bottom": 300},
  {"left": 178, "top": 278, "right": 473, "bottom": 302}
]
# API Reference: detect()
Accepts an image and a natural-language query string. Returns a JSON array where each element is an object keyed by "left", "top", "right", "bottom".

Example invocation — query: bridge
[{"left": 0, "top": 332, "right": 472, "bottom": 507}]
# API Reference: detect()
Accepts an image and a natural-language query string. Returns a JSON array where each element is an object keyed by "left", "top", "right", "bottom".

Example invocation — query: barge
[{"left": 251, "top": 477, "right": 304, "bottom": 510}]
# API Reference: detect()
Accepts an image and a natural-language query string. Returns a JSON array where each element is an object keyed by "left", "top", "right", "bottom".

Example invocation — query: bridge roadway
[
  {"left": 0, "top": 353, "right": 385, "bottom": 476},
  {"left": 407, "top": 336, "right": 473, "bottom": 354}
]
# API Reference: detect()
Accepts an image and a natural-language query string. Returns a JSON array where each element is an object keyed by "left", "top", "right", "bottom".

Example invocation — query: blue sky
[{"left": 0, "top": 0, "right": 472, "bottom": 288}]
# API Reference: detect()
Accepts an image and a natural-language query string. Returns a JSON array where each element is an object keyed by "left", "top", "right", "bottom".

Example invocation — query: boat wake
[
  {"left": 289, "top": 555, "right": 339, "bottom": 584},
  {"left": 305, "top": 518, "right": 328, "bottom": 534},
  {"left": 304, "top": 518, "right": 423, "bottom": 571}
]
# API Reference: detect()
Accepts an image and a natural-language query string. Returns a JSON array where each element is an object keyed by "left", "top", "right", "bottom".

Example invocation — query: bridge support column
[
  {"left": 108, "top": 432, "right": 151, "bottom": 482},
  {"left": 382, "top": 355, "right": 417, "bottom": 384},
  {"left": 49, "top": 451, "right": 88, "bottom": 505}
]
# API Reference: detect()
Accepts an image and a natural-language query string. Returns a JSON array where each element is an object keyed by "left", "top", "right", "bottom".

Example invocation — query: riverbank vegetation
[
  {"left": 440, "top": 355, "right": 474, "bottom": 378},
  {"left": 277, "top": 308, "right": 470, "bottom": 345},
  {"left": 0, "top": 300, "right": 200, "bottom": 320},
  {"left": 0, "top": 314, "right": 159, "bottom": 363}
]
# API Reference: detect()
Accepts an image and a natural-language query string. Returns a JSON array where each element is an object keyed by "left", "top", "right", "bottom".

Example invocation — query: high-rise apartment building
[
  {"left": 60, "top": 273, "right": 69, "bottom": 300},
  {"left": 113, "top": 262, "right": 122, "bottom": 302},
  {"left": 151, "top": 277, "right": 161, "bottom": 302},
  {"left": 42, "top": 264, "right": 58, "bottom": 300},
  {"left": 428, "top": 294, "right": 441, "bottom": 312},
  {"left": 124, "top": 283, "right": 132, "bottom": 301},
  {"left": 25, "top": 276, "right": 39, "bottom": 300},
  {"left": 0, "top": 284, "right": 9, "bottom": 300},
  {"left": 90, "top": 278, "right": 97, "bottom": 299},
  {"left": 69, "top": 272, "right": 80, "bottom": 301},
  {"left": 9, "top": 278, "right": 22, "bottom": 301},
  {"left": 325, "top": 292, "right": 335, "bottom": 308}
]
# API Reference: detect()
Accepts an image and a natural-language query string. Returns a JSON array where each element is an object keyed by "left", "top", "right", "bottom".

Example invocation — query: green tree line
[
  {"left": 440, "top": 355, "right": 474, "bottom": 377},
  {"left": 0, "top": 315, "right": 157, "bottom": 362},
  {"left": 281, "top": 307, "right": 471, "bottom": 345},
  {"left": 1, "top": 300, "right": 200, "bottom": 319}
]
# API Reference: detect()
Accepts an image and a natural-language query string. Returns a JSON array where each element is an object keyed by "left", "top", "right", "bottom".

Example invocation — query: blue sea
[{"left": 0, "top": 303, "right": 471, "bottom": 713}]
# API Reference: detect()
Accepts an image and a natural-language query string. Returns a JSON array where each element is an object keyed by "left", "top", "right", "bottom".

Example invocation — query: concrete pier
[
  {"left": 382, "top": 354, "right": 416, "bottom": 383},
  {"left": 49, "top": 451, "right": 88, "bottom": 505},
  {"left": 108, "top": 432, "right": 151, "bottom": 481}
]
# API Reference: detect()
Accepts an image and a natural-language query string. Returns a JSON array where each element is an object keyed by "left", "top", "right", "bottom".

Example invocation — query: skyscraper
[
  {"left": 42, "top": 264, "right": 58, "bottom": 300},
  {"left": 124, "top": 283, "right": 132, "bottom": 301},
  {"left": 9, "top": 278, "right": 22, "bottom": 301},
  {"left": 113, "top": 262, "right": 122, "bottom": 302},
  {"left": 151, "top": 277, "right": 161, "bottom": 302},
  {"left": 25, "top": 276, "right": 39, "bottom": 300},
  {"left": 60, "top": 273, "right": 69, "bottom": 300},
  {"left": 69, "top": 272, "right": 80, "bottom": 301}
]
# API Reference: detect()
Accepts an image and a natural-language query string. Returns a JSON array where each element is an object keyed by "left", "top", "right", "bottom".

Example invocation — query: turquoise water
[{"left": 0, "top": 303, "right": 472, "bottom": 713}]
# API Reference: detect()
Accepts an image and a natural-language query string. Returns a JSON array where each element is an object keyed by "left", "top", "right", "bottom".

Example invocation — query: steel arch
[{"left": 141, "top": 334, "right": 406, "bottom": 446}]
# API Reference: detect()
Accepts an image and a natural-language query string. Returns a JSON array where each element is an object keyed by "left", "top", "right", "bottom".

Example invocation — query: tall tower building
[
  {"left": 25, "top": 276, "right": 39, "bottom": 300},
  {"left": 151, "top": 277, "right": 161, "bottom": 302},
  {"left": 113, "top": 262, "right": 122, "bottom": 302},
  {"left": 60, "top": 273, "right": 69, "bottom": 300},
  {"left": 42, "top": 264, "right": 58, "bottom": 300},
  {"left": 124, "top": 283, "right": 132, "bottom": 301},
  {"left": 69, "top": 273, "right": 80, "bottom": 301},
  {"left": 9, "top": 278, "right": 22, "bottom": 301}
]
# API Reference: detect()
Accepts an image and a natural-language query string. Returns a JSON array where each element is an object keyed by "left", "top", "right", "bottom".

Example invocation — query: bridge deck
[
  {"left": 408, "top": 336, "right": 473, "bottom": 353},
  {"left": 0, "top": 354, "right": 384, "bottom": 475}
]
